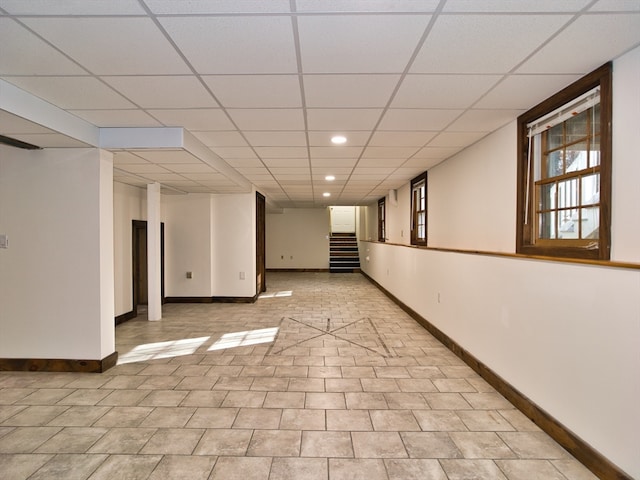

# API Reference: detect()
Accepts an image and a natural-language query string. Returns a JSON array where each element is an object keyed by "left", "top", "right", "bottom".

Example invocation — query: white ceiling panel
[
  {"left": 164, "top": 164, "right": 218, "bottom": 174},
  {"left": 225, "top": 158, "right": 264, "bottom": 168},
  {"left": 237, "top": 167, "right": 272, "bottom": 175},
  {"left": 159, "top": 16, "right": 298, "bottom": 74},
  {"left": 310, "top": 167, "right": 354, "bottom": 175},
  {"left": 149, "top": 109, "right": 235, "bottom": 130},
  {"left": 307, "top": 109, "right": 383, "bottom": 130},
  {"left": 369, "top": 131, "right": 437, "bottom": 146},
  {"left": 254, "top": 147, "right": 309, "bottom": 158},
  {"left": 136, "top": 150, "right": 200, "bottom": 164},
  {"left": 210, "top": 147, "right": 258, "bottom": 159},
  {"left": 410, "top": 147, "right": 462, "bottom": 160},
  {"left": 245, "top": 131, "right": 307, "bottom": 147},
  {"left": 203, "top": 75, "right": 301, "bottom": 108},
  {"left": 145, "top": 0, "right": 291, "bottom": 14},
  {"left": 517, "top": 14, "right": 640, "bottom": 74},
  {"left": 307, "top": 131, "right": 371, "bottom": 147},
  {"left": 309, "top": 146, "right": 364, "bottom": 159},
  {"left": 227, "top": 109, "right": 304, "bottom": 131},
  {"left": 103, "top": 76, "right": 218, "bottom": 109},
  {"left": 474, "top": 74, "right": 582, "bottom": 109},
  {"left": 263, "top": 158, "right": 310, "bottom": 168},
  {"left": 310, "top": 158, "right": 357, "bottom": 168},
  {"left": 379, "top": 109, "right": 462, "bottom": 131},
  {"left": 0, "top": 0, "right": 146, "bottom": 15},
  {"left": 296, "top": 0, "right": 440, "bottom": 12},
  {"left": 0, "top": 19, "right": 86, "bottom": 76},
  {"left": 352, "top": 167, "right": 396, "bottom": 175},
  {"left": 303, "top": 74, "right": 400, "bottom": 107},
  {"left": 392, "top": 74, "right": 502, "bottom": 108},
  {"left": 3, "top": 76, "right": 134, "bottom": 110},
  {"left": 429, "top": 132, "right": 487, "bottom": 147},
  {"left": 191, "top": 131, "right": 248, "bottom": 147},
  {"left": 590, "top": 0, "right": 640, "bottom": 12},
  {"left": 22, "top": 17, "right": 191, "bottom": 75},
  {"left": 69, "top": 109, "right": 163, "bottom": 127},
  {"left": 443, "top": 0, "right": 591, "bottom": 12},
  {"left": 361, "top": 146, "right": 421, "bottom": 158},
  {"left": 356, "top": 158, "right": 406, "bottom": 168},
  {"left": 411, "top": 14, "right": 573, "bottom": 73},
  {"left": 117, "top": 163, "right": 172, "bottom": 174},
  {"left": 447, "top": 109, "right": 524, "bottom": 132},
  {"left": 113, "top": 152, "right": 148, "bottom": 165},
  {"left": 145, "top": 173, "right": 192, "bottom": 181},
  {"left": 297, "top": 15, "right": 431, "bottom": 73},
  {"left": 181, "top": 173, "right": 226, "bottom": 181}
]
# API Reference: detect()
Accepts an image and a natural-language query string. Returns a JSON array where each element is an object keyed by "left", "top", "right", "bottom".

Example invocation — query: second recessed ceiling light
[{"left": 331, "top": 135, "right": 347, "bottom": 145}]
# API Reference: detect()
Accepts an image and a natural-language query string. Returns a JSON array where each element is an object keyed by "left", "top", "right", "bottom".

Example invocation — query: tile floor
[{"left": 0, "top": 272, "right": 599, "bottom": 479}]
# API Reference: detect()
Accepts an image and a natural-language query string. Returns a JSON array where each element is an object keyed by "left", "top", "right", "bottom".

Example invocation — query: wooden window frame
[
  {"left": 378, "top": 197, "right": 386, "bottom": 242},
  {"left": 516, "top": 63, "right": 612, "bottom": 260},
  {"left": 410, "top": 171, "right": 428, "bottom": 246}
]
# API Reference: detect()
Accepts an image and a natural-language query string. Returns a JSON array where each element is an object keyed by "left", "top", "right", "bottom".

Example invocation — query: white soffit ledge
[
  {"left": 99, "top": 126, "right": 184, "bottom": 149},
  {"left": 0, "top": 79, "right": 99, "bottom": 146}
]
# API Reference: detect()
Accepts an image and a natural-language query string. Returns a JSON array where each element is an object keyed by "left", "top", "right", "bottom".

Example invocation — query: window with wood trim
[
  {"left": 410, "top": 172, "right": 427, "bottom": 246},
  {"left": 378, "top": 197, "right": 386, "bottom": 242},
  {"left": 517, "top": 63, "right": 612, "bottom": 260}
]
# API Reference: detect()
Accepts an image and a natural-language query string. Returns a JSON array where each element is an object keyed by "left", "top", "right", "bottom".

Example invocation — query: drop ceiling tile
[
  {"left": 164, "top": 163, "right": 217, "bottom": 174},
  {"left": 210, "top": 147, "right": 258, "bottom": 159},
  {"left": 227, "top": 109, "right": 304, "bottom": 131},
  {"left": 135, "top": 150, "right": 200, "bottom": 163},
  {"left": 408, "top": 147, "right": 461, "bottom": 160},
  {"left": 474, "top": 74, "right": 582, "bottom": 109},
  {"left": 113, "top": 152, "right": 148, "bottom": 165},
  {"left": 517, "top": 14, "right": 640, "bottom": 74},
  {"left": 237, "top": 167, "right": 271, "bottom": 175},
  {"left": 244, "top": 131, "right": 307, "bottom": 147},
  {"left": 203, "top": 75, "right": 301, "bottom": 108},
  {"left": 303, "top": 74, "right": 400, "bottom": 107},
  {"left": 310, "top": 158, "right": 357, "bottom": 168},
  {"left": 263, "top": 158, "right": 309, "bottom": 168},
  {"left": 117, "top": 163, "right": 172, "bottom": 174},
  {"left": 590, "top": 0, "right": 640, "bottom": 11},
  {"left": 348, "top": 174, "right": 386, "bottom": 181},
  {"left": 182, "top": 173, "right": 226, "bottom": 181},
  {"left": 103, "top": 76, "right": 218, "bottom": 109},
  {"left": 369, "top": 131, "right": 437, "bottom": 146},
  {"left": 307, "top": 109, "right": 383, "bottom": 130},
  {"left": 443, "top": 0, "right": 591, "bottom": 12},
  {"left": 392, "top": 74, "right": 501, "bottom": 108},
  {"left": 149, "top": 109, "right": 235, "bottom": 130},
  {"left": 254, "top": 147, "right": 309, "bottom": 158},
  {"left": 307, "top": 131, "right": 371, "bottom": 146},
  {"left": 361, "top": 146, "right": 420, "bottom": 158},
  {"left": 298, "top": 15, "right": 431, "bottom": 73},
  {"left": 146, "top": 173, "right": 190, "bottom": 182},
  {"left": 159, "top": 16, "right": 297, "bottom": 74},
  {"left": 296, "top": 0, "right": 440, "bottom": 12},
  {"left": 428, "top": 131, "right": 487, "bottom": 147},
  {"left": 0, "top": 0, "right": 147, "bottom": 15},
  {"left": 3, "top": 76, "right": 135, "bottom": 110},
  {"left": 411, "top": 14, "right": 572, "bottom": 73},
  {"left": 192, "top": 131, "right": 248, "bottom": 147},
  {"left": 69, "top": 109, "right": 163, "bottom": 127},
  {"left": 356, "top": 158, "right": 406, "bottom": 168},
  {"left": 145, "top": 0, "right": 291, "bottom": 14},
  {"left": 447, "top": 109, "right": 523, "bottom": 132},
  {"left": 309, "top": 146, "right": 364, "bottom": 159},
  {"left": 310, "top": 167, "right": 354, "bottom": 175},
  {"left": 379, "top": 109, "right": 462, "bottom": 130},
  {"left": 0, "top": 19, "right": 87, "bottom": 75},
  {"left": 352, "top": 167, "right": 396, "bottom": 175},
  {"left": 22, "top": 17, "right": 191, "bottom": 74},
  {"left": 225, "top": 158, "right": 264, "bottom": 168},
  {"left": 270, "top": 168, "right": 311, "bottom": 175}
]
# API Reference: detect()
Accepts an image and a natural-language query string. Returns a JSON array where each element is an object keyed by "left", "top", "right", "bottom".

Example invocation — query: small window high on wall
[
  {"left": 516, "top": 63, "right": 612, "bottom": 260},
  {"left": 410, "top": 172, "right": 427, "bottom": 246}
]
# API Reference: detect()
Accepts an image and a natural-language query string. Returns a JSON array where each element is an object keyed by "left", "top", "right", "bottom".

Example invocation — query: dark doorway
[
  {"left": 132, "top": 220, "right": 165, "bottom": 318},
  {"left": 256, "top": 192, "right": 266, "bottom": 294}
]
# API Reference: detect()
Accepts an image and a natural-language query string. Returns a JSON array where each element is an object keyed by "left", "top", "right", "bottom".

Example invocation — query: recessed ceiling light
[
  {"left": 323, "top": 192, "right": 331, "bottom": 197},
  {"left": 325, "top": 175, "right": 335, "bottom": 181},
  {"left": 331, "top": 135, "right": 347, "bottom": 145}
]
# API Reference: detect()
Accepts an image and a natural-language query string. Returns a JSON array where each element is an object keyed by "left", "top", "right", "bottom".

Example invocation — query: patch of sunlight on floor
[
  {"left": 208, "top": 327, "right": 278, "bottom": 351},
  {"left": 118, "top": 336, "right": 210, "bottom": 364},
  {"left": 259, "top": 290, "right": 293, "bottom": 299}
]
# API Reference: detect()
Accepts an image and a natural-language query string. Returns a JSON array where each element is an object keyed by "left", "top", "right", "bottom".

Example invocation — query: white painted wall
[
  {"left": 359, "top": 46, "right": 640, "bottom": 478},
  {"left": 113, "top": 183, "right": 144, "bottom": 317},
  {"left": 162, "top": 194, "right": 214, "bottom": 297},
  {"left": 0, "top": 147, "right": 114, "bottom": 360},
  {"left": 266, "top": 208, "right": 330, "bottom": 269}
]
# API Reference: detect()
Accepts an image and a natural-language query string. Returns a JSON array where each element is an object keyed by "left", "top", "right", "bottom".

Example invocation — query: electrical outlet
[
  {"left": 186, "top": 271, "right": 193, "bottom": 279},
  {"left": 239, "top": 272, "right": 245, "bottom": 280}
]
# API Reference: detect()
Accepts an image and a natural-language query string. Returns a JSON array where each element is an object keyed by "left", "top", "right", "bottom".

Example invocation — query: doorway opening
[{"left": 131, "top": 220, "right": 165, "bottom": 320}]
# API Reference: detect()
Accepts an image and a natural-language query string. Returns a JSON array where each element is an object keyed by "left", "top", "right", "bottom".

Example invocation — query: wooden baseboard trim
[
  {"left": 267, "top": 268, "right": 330, "bottom": 272},
  {"left": 115, "top": 310, "right": 136, "bottom": 325},
  {"left": 165, "top": 295, "right": 258, "bottom": 304},
  {"left": 360, "top": 270, "right": 632, "bottom": 480},
  {"left": 0, "top": 351, "right": 118, "bottom": 374}
]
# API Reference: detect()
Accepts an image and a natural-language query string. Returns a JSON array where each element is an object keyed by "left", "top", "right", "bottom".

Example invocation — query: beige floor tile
[
  {"left": 462, "top": 392, "right": 513, "bottom": 410},
  {"left": 370, "top": 410, "right": 420, "bottom": 431},
  {"left": 325, "top": 378, "right": 363, "bottom": 392},
  {"left": 263, "top": 392, "right": 305, "bottom": 409},
  {"left": 308, "top": 366, "right": 342, "bottom": 378},
  {"left": 280, "top": 408, "right": 325, "bottom": 430},
  {"left": 247, "top": 429, "right": 301, "bottom": 456},
  {"left": 551, "top": 459, "right": 600, "bottom": 480},
  {"left": 440, "top": 459, "right": 508, "bottom": 480},
  {"left": 222, "top": 391, "right": 266, "bottom": 408},
  {"left": 233, "top": 408, "right": 282, "bottom": 429},
  {"left": 300, "top": 431, "right": 353, "bottom": 457},
  {"left": 139, "top": 427, "right": 204, "bottom": 454},
  {"left": 138, "top": 390, "right": 188, "bottom": 407},
  {"left": 352, "top": 431, "right": 408, "bottom": 458},
  {"left": 498, "top": 432, "right": 571, "bottom": 459},
  {"left": 139, "top": 406, "right": 196, "bottom": 428},
  {"left": 0, "top": 427, "right": 62, "bottom": 453},
  {"left": 28, "top": 453, "right": 108, "bottom": 480},
  {"left": 3, "top": 406, "right": 70, "bottom": 427},
  {"left": 400, "top": 432, "right": 462, "bottom": 459},
  {"left": 449, "top": 431, "right": 517, "bottom": 459},
  {"left": 87, "top": 454, "right": 162, "bottom": 480},
  {"left": 34, "top": 427, "right": 108, "bottom": 454},
  {"left": 186, "top": 407, "right": 238, "bottom": 428},
  {"left": 326, "top": 410, "right": 372, "bottom": 431},
  {"left": 496, "top": 459, "right": 568, "bottom": 479},
  {"left": 424, "top": 393, "right": 472, "bottom": 410},
  {"left": 147, "top": 455, "right": 216, "bottom": 480},
  {"left": 249, "top": 378, "right": 290, "bottom": 392},
  {"left": 97, "top": 390, "right": 150, "bottom": 407},
  {"left": 180, "top": 390, "right": 228, "bottom": 407},
  {"left": 0, "top": 453, "right": 54, "bottom": 480},
  {"left": 412, "top": 410, "right": 467, "bottom": 432},
  {"left": 88, "top": 427, "right": 157, "bottom": 454},
  {"left": 209, "top": 456, "right": 272, "bottom": 480},
  {"left": 384, "top": 458, "right": 447, "bottom": 480},
  {"left": 456, "top": 410, "right": 515, "bottom": 432},
  {"left": 269, "top": 457, "right": 328, "bottom": 480},
  {"left": 360, "top": 379, "right": 400, "bottom": 393},
  {"left": 194, "top": 429, "right": 253, "bottom": 455},
  {"left": 345, "top": 392, "right": 388, "bottom": 409},
  {"left": 329, "top": 458, "right": 388, "bottom": 480},
  {"left": 56, "top": 389, "right": 113, "bottom": 406},
  {"left": 92, "top": 406, "right": 153, "bottom": 427},
  {"left": 305, "top": 392, "right": 345, "bottom": 409},
  {"left": 384, "top": 392, "right": 429, "bottom": 409}
]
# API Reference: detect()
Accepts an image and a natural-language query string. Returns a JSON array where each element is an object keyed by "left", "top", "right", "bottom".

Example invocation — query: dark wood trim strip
[
  {"left": 165, "top": 296, "right": 259, "bottom": 304},
  {"left": 115, "top": 310, "right": 136, "bottom": 325},
  {"left": 0, "top": 351, "right": 118, "bottom": 374},
  {"left": 267, "top": 268, "right": 330, "bottom": 272},
  {"left": 360, "top": 270, "right": 633, "bottom": 480},
  {"left": 358, "top": 240, "right": 640, "bottom": 271}
]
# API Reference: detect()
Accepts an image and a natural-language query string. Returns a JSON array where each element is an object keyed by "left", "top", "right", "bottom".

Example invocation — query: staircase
[{"left": 329, "top": 233, "right": 360, "bottom": 273}]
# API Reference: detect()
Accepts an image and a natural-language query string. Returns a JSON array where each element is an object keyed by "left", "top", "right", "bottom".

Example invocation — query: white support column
[{"left": 147, "top": 182, "right": 162, "bottom": 321}]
